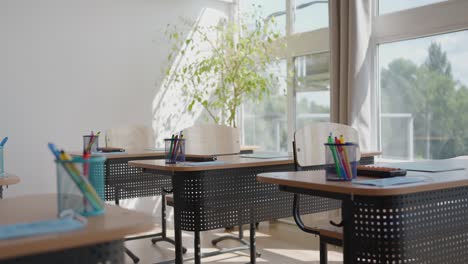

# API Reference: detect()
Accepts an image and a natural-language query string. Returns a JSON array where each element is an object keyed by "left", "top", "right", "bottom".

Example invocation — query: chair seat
[
  {"left": 301, "top": 219, "right": 343, "bottom": 242},
  {"left": 315, "top": 219, "right": 343, "bottom": 241},
  {"left": 166, "top": 195, "right": 174, "bottom": 207}
]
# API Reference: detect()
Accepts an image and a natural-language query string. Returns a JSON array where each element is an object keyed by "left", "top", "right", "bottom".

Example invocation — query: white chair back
[
  {"left": 183, "top": 124, "right": 240, "bottom": 155},
  {"left": 105, "top": 126, "right": 154, "bottom": 149},
  {"left": 294, "top": 122, "right": 361, "bottom": 167}
]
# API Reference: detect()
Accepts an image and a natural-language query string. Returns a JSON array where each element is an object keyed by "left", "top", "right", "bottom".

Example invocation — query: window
[
  {"left": 379, "top": 0, "right": 448, "bottom": 15},
  {"left": 239, "top": 0, "right": 286, "bottom": 36},
  {"left": 380, "top": 31, "right": 468, "bottom": 160},
  {"left": 295, "top": 52, "right": 330, "bottom": 129},
  {"left": 239, "top": 0, "right": 330, "bottom": 151},
  {"left": 295, "top": 0, "right": 329, "bottom": 33},
  {"left": 374, "top": 0, "right": 468, "bottom": 160},
  {"left": 243, "top": 61, "right": 288, "bottom": 152}
]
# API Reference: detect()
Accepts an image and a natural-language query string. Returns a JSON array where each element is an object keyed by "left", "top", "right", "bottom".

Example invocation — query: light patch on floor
[
  {"left": 263, "top": 248, "right": 342, "bottom": 262},
  {"left": 124, "top": 221, "right": 343, "bottom": 263}
]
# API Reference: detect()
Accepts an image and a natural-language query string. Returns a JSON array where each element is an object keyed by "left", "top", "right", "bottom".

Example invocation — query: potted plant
[{"left": 163, "top": 13, "right": 284, "bottom": 128}]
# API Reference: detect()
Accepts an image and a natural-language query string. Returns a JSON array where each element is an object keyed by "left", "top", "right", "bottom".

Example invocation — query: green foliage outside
[
  {"left": 164, "top": 13, "right": 284, "bottom": 128},
  {"left": 381, "top": 42, "right": 468, "bottom": 159}
]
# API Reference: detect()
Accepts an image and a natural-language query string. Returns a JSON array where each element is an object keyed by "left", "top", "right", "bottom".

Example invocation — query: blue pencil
[{"left": 0, "top": 137, "right": 8, "bottom": 147}]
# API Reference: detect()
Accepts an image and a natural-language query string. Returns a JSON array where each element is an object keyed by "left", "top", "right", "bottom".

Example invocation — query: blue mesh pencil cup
[
  {"left": 324, "top": 142, "right": 359, "bottom": 181},
  {"left": 56, "top": 155, "right": 106, "bottom": 217}
]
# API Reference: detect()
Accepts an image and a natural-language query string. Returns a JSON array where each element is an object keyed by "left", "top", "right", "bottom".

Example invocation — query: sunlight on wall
[{"left": 152, "top": 8, "right": 227, "bottom": 147}]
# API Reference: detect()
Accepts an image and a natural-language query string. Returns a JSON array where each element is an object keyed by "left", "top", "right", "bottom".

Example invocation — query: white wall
[{"left": 0, "top": 0, "right": 231, "bottom": 197}]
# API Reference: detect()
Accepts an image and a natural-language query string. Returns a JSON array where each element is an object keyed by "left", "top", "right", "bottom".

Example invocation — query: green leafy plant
[{"left": 164, "top": 13, "right": 284, "bottom": 127}]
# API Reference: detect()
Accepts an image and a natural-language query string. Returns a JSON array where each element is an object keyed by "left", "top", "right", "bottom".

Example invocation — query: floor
[{"left": 124, "top": 221, "right": 343, "bottom": 264}]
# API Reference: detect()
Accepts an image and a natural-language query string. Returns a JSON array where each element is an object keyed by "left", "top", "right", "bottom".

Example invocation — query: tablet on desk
[
  {"left": 182, "top": 161, "right": 226, "bottom": 166},
  {"left": 240, "top": 152, "right": 291, "bottom": 159}
]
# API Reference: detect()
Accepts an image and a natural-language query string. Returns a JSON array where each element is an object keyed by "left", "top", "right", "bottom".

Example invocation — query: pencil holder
[
  {"left": 83, "top": 135, "right": 99, "bottom": 153},
  {"left": 56, "top": 155, "right": 106, "bottom": 217},
  {"left": 0, "top": 146, "right": 4, "bottom": 177},
  {"left": 164, "top": 138, "right": 185, "bottom": 164},
  {"left": 324, "top": 143, "right": 358, "bottom": 181}
]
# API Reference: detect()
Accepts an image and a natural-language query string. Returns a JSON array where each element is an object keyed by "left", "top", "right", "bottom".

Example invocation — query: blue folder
[{"left": 0, "top": 217, "right": 85, "bottom": 240}]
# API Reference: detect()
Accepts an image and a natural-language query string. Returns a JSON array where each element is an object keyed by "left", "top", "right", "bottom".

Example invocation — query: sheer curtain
[{"left": 329, "top": 0, "right": 373, "bottom": 151}]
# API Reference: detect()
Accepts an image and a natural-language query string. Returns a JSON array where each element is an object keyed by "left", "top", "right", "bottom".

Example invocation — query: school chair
[
  {"left": 292, "top": 122, "right": 360, "bottom": 264},
  {"left": 154, "top": 124, "right": 259, "bottom": 257}
]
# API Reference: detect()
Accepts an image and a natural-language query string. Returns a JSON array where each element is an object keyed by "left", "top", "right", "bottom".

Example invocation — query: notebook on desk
[
  {"left": 383, "top": 159, "right": 466, "bottom": 173},
  {"left": 353, "top": 177, "right": 425, "bottom": 187}
]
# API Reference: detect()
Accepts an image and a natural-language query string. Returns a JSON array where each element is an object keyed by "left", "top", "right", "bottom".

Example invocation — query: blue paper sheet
[
  {"left": 183, "top": 161, "right": 226, "bottom": 166},
  {"left": 0, "top": 218, "right": 85, "bottom": 240},
  {"left": 353, "top": 177, "right": 425, "bottom": 187}
]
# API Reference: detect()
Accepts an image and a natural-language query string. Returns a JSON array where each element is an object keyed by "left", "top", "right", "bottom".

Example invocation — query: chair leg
[
  {"left": 320, "top": 240, "right": 328, "bottom": 264},
  {"left": 151, "top": 192, "right": 187, "bottom": 254},
  {"left": 125, "top": 247, "right": 140, "bottom": 263},
  {"left": 115, "top": 193, "right": 141, "bottom": 263}
]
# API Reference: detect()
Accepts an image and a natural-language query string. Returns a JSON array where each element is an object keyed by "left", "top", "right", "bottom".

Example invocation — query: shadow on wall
[{"left": 152, "top": 8, "right": 227, "bottom": 147}]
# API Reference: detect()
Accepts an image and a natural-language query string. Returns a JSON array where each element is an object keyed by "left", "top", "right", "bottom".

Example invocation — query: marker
[
  {"left": 328, "top": 133, "right": 343, "bottom": 179},
  {"left": 168, "top": 134, "right": 175, "bottom": 160},
  {"left": 339, "top": 135, "right": 353, "bottom": 179},
  {"left": 334, "top": 137, "right": 349, "bottom": 179}
]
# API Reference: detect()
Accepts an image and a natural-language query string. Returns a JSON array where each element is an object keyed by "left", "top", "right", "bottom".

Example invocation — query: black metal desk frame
[
  {"left": 141, "top": 155, "right": 375, "bottom": 264},
  {"left": 280, "top": 183, "right": 468, "bottom": 263},
  {"left": 0, "top": 240, "right": 124, "bottom": 264}
]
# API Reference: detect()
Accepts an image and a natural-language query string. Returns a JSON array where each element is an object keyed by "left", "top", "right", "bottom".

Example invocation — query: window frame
[
  {"left": 372, "top": 0, "right": 468, "bottom": 159},
  {"left": 236, "top": 0, "right": 330, "bottom": 151}
]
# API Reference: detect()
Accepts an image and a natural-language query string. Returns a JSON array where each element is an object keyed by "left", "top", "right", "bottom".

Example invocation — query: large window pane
[
  {"left": 379, "top": 30, "right": 468, "bottom": 160},
  {"left": 379, "top": 0, "right": 448, "bottom": 15},
  {"left": 295, "top": 53, "right": 330, "bottom": 130},
  {"left": 239, "top": 0, "right": 286, "bottom": 36},
  {"left": 295, "top": 0, "right": 329, "bottom": 33},
  {"left": 243, "top": 60, "right": 288, "bottom": 151}
]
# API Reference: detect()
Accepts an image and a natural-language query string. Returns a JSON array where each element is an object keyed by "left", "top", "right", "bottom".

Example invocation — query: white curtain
[{"left": 329, "top": 0, "right": 373, "bottom": 151}]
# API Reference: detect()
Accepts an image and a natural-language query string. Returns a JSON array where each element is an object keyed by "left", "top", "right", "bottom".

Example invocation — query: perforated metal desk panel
[
  {"left": 258, "top": 164, "right": 468, "bottom": 264},
  {"left": 127, "top": 154, "right": 375, "bottom": 230},
  {"left": 77, "top": 149, "right": 260, "bottom": 202}
]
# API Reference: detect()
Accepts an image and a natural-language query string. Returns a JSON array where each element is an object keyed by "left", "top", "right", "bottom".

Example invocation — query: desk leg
[
  {"left": 250, "top": 223, "right": 256, "bottom": 264},
  {"left": 342, "top": 198, "right": 353, "bottom": 264},
  {"left": 194, "top": 230, "right": 201, "bottom": 264}
]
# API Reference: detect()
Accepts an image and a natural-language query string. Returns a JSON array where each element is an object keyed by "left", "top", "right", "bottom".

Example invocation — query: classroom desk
[
  {"left": 0, "top": 173, "right": 20, "bottom": 199},
  {"left": 0, "top": 194, "right": 154, "bottom": 264},
  {"left": 129, "top": 153, "right": 379, "bottom": 264},
  {"left": 257, "top": 162, "right": 468, "bottom": 263}
]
